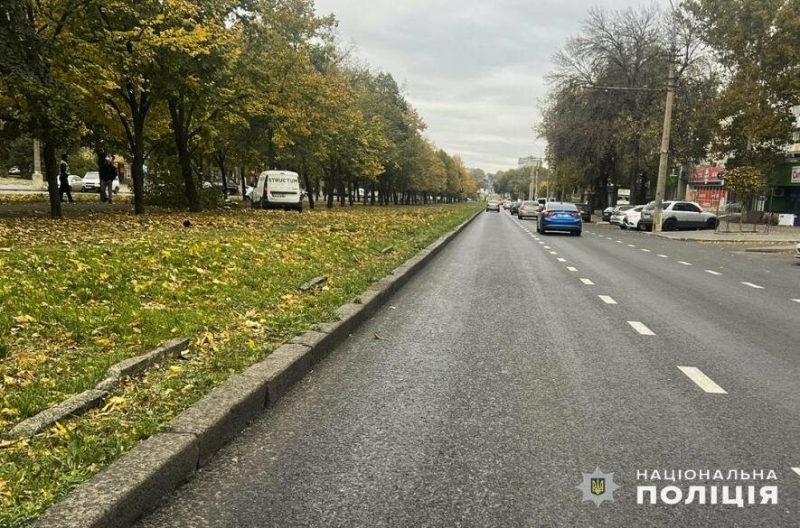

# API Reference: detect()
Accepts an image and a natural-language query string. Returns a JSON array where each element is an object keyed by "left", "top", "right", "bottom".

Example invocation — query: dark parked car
[
  {"left": 575, "top": 203, "right": 591, "bottom": 222},
  {"left": 537, "top": 201, "right": 582, "bottom": 236},
  {"left": 509, "top": 201, "right": 521, "bottom": 215}
]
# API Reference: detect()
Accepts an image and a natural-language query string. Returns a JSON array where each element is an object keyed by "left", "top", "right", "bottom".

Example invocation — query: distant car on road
[
  {"left": 8, "top": 166, "right": 21, "bottom": 175},
  {"left": 486, "top": 200, "right": 500, "bottom": 212},
  {"left": 602, "top": 206, "right": 615, "bottom": 222},
  {"left": 537, "top": 201, "right": 582, "bottom": 236},
  {"left": 575, "top": 203, "right": 591, "bottom": 222},
  {"left": 517, "top": 201, "right": 540, "bottom": 220},
  {"left": 508, "top": 201, "right": 521, "bottom": 215},
  {"left": 639, "top": 201, "right": 718, "bottom": 231}
]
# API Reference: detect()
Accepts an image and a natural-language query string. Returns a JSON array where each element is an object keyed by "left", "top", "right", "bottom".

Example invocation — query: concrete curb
[
  {"left": 9, "top": 339, "right": 189, "bottom": 439},
  {"left": 33, "top": 209, "right": 482, "bottom": 528},
  {"left": 743, "top": 245, "right": 797, "bottom": 254}
]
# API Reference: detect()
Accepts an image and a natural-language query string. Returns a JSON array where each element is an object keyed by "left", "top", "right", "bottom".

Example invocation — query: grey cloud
[{"left": 316, "top": 0, "right": 669, "bottom": 171}]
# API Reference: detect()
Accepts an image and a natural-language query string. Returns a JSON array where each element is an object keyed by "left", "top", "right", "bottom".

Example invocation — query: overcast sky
[{"left": 313, "top": 0, "right": 668, "bottom": 173}]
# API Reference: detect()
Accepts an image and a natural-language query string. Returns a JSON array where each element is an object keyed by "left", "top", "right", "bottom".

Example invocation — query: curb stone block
[
  {"left": 335, "top": 303, "right": 366, "bottom": 335},
  {"left": 288, "top": 331, "right": 333, "bottom": 363},
  {"left": 32, "top": 433, "right": 198, "bottom": 528},
  {"left": 168, "top": 374, "right": 268, "bottom": 466},
  {"left": 240, "top": 343, "right": 313, "bottom": 405},
  {"left": 9, "top": 389, "right": 107, "bottom": 438},
  {"left": 107, "top": 338, "right": 190, "bottom": 380}
]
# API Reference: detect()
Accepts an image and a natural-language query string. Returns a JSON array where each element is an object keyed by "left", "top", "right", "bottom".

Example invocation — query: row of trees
[
  {"left": 0, "top": 0, "right": 479, "bottom": 218},
  {"left": 538, "top": 0, "right": 799, "bottom": 208}
]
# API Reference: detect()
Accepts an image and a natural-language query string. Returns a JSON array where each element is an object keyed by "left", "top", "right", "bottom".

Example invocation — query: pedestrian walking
[
  {"left": 59, "top": 153, "right": 74, "bottom": 203},
  {"left": 99, "top": 157, "right": 117, "bottom": 204}
]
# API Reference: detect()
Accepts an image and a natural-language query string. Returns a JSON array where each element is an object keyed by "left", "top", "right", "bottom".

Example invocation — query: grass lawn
[{"left": 0, "top": 203, "right": 480, "bottom": 527}]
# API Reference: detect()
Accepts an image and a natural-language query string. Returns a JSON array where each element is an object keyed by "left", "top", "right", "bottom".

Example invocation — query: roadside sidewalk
[{"left": 649, "top": 226, "right": 800, "bottom": 244}]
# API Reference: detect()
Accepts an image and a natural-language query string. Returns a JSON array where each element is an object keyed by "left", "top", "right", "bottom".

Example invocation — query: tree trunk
[
  {"left": 215, "top": 150, "right": 229, "bottom": 199},
  {"left": 43, "top": 141, "right": 62, "bottom": 219},
  {"left": 168, "top": 99, "right": 201, "bottom": 212},
  {"left": 303, "top": 170, "right": 315, "bottom": 210}
]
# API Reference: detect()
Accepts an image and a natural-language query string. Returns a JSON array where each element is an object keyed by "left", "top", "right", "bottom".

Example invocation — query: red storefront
[{"left": 686, "top": 166, "right": 727, "bottom": 211}]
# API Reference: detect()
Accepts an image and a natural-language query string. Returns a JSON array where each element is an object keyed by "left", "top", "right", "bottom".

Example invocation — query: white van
[{"left": 248, "top": 170, "right": 302, "bottom": 212}]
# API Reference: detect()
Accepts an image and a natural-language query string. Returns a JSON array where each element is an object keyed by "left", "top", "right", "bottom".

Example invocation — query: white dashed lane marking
[
  {"left": 679, "top": 261, "right": 692, "bottom": 266},
  {"left": 657, "top": 254, "right": 669, "bottom": 258},
  {"left": 705, "top": 270, "right": 722, "bottom": 276},
  {"left": 616, "top": 240, "right": 623, "bottom": 244},
  {"left": 567, "top": 267, "right": 578, "bottom": 272},
  {"left": 628, "top": 244, "right": 636, "bottom": 248},
  {"left": 742, "top": 282, "right": 764, "bottom": 289},
  {"left": 598, "top": 295, "right": 617, "bottom": 305},
  {"left": 543, "top": 246, "right": 551, "bottom": 249},
  {"left": 549, "top": 251, "right": 558, "bottom": 255},
  {"left": 677, "top": 366, "right": 728, "bottom": 394},
  {"left": 580, "top": 278, "right": 594, "bottom": 285},
  {"left": 557, "top": 258, "right": 566, "bottom": 262},
  {"left": 792, "top": 467, "right": 800, "bottom": 477},
  {"left": 641, "top": 249, "right": 651, "bottom": 253},
  {"left": 628, "top": 321, "right": 655, "bottom": 336},
  {"left": 793, "top": 299, "right": 800, "bottom": 303}
]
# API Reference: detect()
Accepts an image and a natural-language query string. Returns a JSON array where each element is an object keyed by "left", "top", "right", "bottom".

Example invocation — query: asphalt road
[{"left": 137, "top": 210, "right": 800, "bottom": 528}]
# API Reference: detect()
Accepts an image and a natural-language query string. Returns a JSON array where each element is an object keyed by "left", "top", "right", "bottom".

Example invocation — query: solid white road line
[
  {"left": 567, "top": 266, "right": 578, "bottom": 272},
  {"left": 641, "top": 249, "right": 652, "bottom": 253},
  {"left": 679, "top": 261, "right": 692, "bottom": 266},
  {"left": 705, "top": 270, "right": 722, "bottom": 276},
  {"left": 677, "top": 366, "right": 728, "bottom": 394},
  {"left": 557, "top": 258, "right": 567, "bottom": 262},
  {"left": 657, "top": 254, "right": 669, "bottom": 258},
  {"left": 599, "top": 295, "right": 617, "bottom": 305},
  {"left": 742, "top": 282, "right": 764, "bottom": 289},
  {"left": 628, "top": 321, "right": 655, "bottom": 336},
  {"left": 792, "top": 467, "right": 800, "bottom": 477},
  {"left": 580, "top": 278, "right": 594, "bottom": 285}
]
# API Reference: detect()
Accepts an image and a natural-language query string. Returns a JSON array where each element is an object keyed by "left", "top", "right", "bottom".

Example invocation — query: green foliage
[
  {"left": 144, "top": 171, "right": 220, "bottom": 210},
  {"left": 723, "top": 166, "right": 766, "bottom": 195}
]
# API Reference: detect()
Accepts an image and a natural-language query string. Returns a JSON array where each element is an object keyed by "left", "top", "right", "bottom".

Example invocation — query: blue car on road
[{"left": 537, "top": 201, "right": 582, "bottom": 236}]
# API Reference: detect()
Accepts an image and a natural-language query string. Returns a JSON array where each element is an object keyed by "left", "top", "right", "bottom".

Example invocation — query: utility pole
[{"left": 653, "top": 62, "right": 676, "bottom": 233}]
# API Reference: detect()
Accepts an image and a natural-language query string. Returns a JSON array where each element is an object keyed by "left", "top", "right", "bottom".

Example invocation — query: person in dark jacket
[
  {"left": 59, "top": 153, "right": 73, "bottom": 203},
  {"left": 99, "top": 157, "right": 117, "bottom": 203}
]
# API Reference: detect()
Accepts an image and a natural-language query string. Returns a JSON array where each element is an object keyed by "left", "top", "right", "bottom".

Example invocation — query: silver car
[
  {"left": 517, "top": 201, "right": 540, "bottom": 220},
  {"left": 485, "top": 200, "right": 500, "bottom": 212},
  {"left": 639, "top": 201, "right": 718, "bottom": 231}
]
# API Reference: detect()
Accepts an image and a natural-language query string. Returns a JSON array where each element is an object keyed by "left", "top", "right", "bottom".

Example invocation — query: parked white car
[
  {"left": 82, "top": 171, "right": 119, "bottom": 194},
  {"left": 66, "top": 175, "right": 83, "bottom": 192},
  {"left": 609, "top": 205, "right": 635, "bottom": 225},
  {"left": 620, "top": 205, "right": 645, "bottom": 230},
  {"left": 795, "top": 242, "right": 800, "bottom": 260}
]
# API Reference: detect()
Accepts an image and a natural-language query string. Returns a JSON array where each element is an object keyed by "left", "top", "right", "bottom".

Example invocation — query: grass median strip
[{"left": 0, "top": 203, "right": 480, "bottom": 527}]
